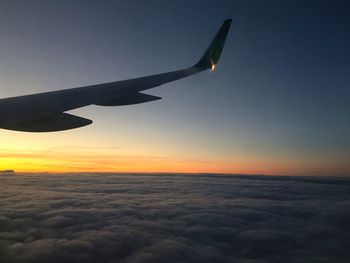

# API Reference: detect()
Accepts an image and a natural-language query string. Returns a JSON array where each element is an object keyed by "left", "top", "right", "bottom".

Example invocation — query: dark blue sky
[{"left": 0, "top": 0, "right": 349, "bottom": 175}]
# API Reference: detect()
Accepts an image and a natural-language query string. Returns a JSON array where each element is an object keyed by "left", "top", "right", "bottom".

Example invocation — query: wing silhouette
[{"left": 0, "top": 19, "right": 232, "bottom": 132}]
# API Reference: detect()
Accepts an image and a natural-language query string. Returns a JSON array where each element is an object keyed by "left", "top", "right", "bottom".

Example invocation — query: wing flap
[
  {"left": 1, "top": 113, "right": 92, "bottom": 132},
  {"left": 94, "top": 92, "right": 161, "bottom": 106}
]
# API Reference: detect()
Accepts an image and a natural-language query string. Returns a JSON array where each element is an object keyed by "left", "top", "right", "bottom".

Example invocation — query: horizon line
[{"left": 5, "top": 171, "right": 350, "bottom": 178}]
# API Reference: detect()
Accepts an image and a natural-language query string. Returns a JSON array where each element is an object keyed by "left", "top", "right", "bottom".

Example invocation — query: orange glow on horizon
[
  {"left": 1, "top": 130, "right": 349, "bottom": 177},
  {"left": 1, "top": 147, "right": 349, "bottom": 176}
]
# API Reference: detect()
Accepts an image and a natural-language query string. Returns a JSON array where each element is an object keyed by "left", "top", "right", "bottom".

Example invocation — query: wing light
[{"left": 210, "top": 59, "right": 216, "bottom": 71}]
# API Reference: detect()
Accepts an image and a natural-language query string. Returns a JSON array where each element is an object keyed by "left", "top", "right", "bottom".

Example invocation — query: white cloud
[{"left": 0, "top": 174, "right": 349, "bottom": 262}]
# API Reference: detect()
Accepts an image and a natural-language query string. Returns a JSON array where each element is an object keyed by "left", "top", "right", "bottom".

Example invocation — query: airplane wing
[{"left": 0, "top": 19, "right": 232, "bottom": 132}]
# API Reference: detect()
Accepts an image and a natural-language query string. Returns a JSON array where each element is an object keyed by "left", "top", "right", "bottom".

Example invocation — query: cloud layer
[{"left": 0, "top": 173, "right": 350, "bottom": 262}]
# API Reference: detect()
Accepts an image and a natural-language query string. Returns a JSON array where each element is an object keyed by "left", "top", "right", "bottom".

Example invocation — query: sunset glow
[{"left": 1, "top": 132, "right": 348, "bottom": 175}]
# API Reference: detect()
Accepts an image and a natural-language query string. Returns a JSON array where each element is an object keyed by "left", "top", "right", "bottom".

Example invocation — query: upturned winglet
[{"left": 194, "top": 18, "right": 232, "bottom": 70}]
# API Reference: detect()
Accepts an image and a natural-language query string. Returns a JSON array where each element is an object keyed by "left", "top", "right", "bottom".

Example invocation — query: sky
[{"left": 0, "top": 0, "right": 349, "bottom": 175}]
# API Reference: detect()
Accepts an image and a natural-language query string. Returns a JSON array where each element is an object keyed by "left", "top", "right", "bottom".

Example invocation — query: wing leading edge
[{"left": 0, "top": 19, "right": 232, "bottom": 132}]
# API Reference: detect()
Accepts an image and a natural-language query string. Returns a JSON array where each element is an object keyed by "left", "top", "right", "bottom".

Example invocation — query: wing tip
[{"left": 194, "top": 18, "right": 233, "bottom": 70}]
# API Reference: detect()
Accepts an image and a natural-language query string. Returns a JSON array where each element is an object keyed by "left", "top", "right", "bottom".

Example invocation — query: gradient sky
[{"left": 0, "top": 0, "right": 349, "bottom": 175}]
